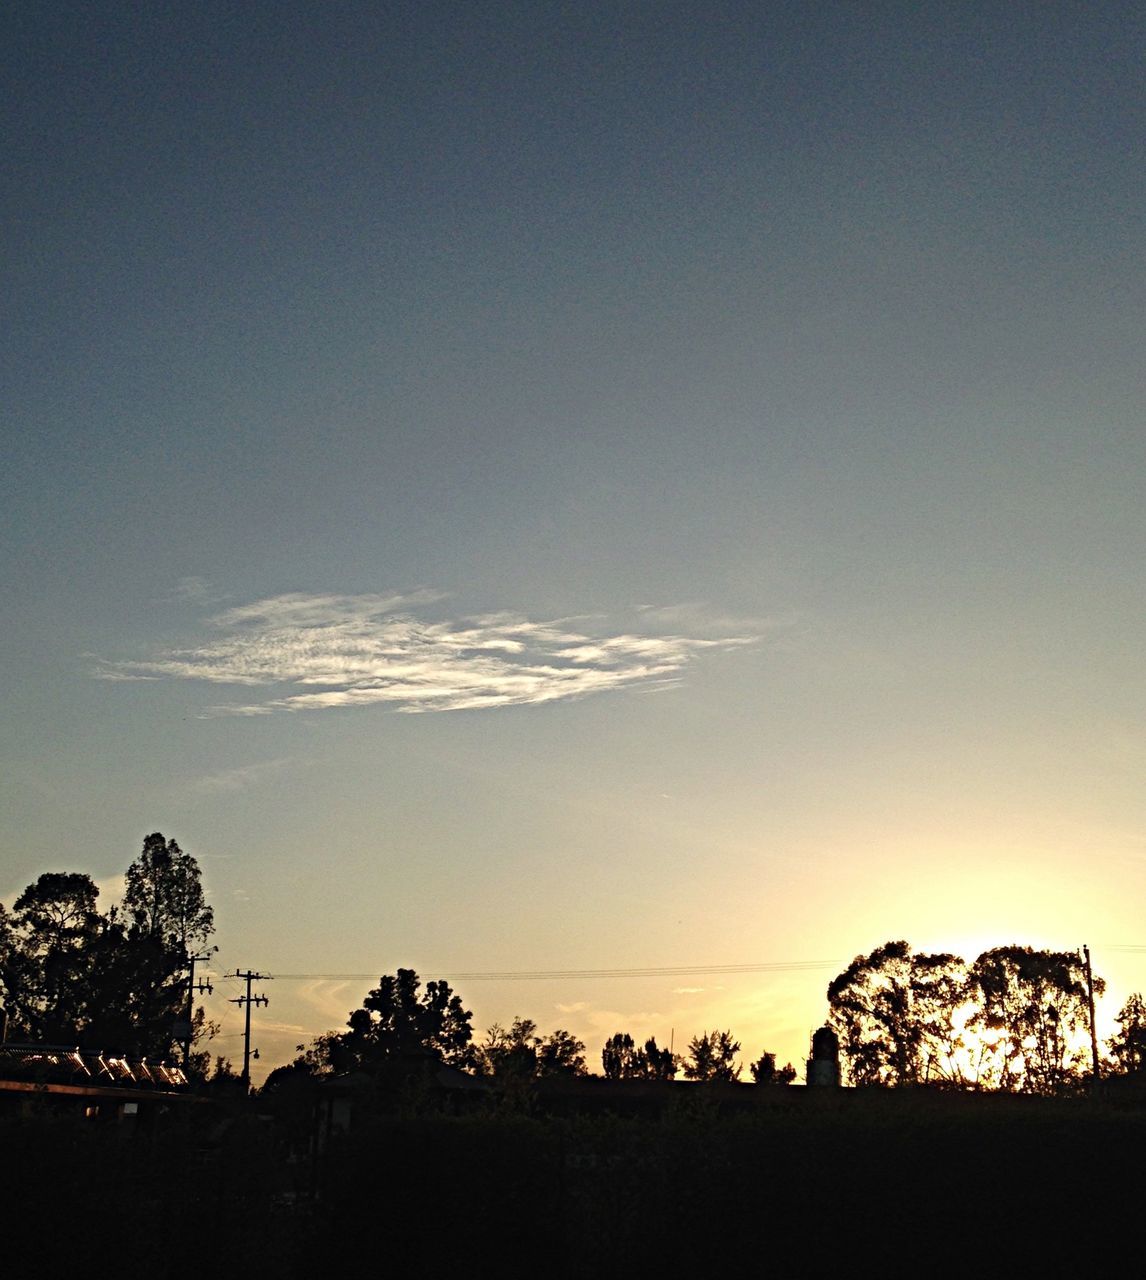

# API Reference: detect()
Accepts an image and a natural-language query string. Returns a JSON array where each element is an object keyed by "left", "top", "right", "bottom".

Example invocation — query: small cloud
[
  {"left": 185, "top": 758, "right": 290, "bottom": 796},
  {"left": 94, "top": 590, "right": 763, "bottom": 717},
  {"left": 255, "top": 1019, "right": 310, "bottom": 1036},
  {"left": 198, "top": 705, "right": 274, "bottom": 718},
  {"left": 673, "top": 987, "right": 707, "bottom": 995},
  {"left": 556, "top": 1001, "right": 589, "bottom": 1014},
  {"left": 165, "top": 576, "right": 228, "bottom": 606}
]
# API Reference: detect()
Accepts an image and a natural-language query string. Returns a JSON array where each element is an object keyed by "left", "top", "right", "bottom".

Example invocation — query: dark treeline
[
  {"left": 4, "top": 833, "right": 1146, "bottom": 1096},
  {"left": 262, "top": 966, "right": 795, "bottom": 1095},
  {"left": 0, "top": 833, "right": 214, "bottom": 1067},
  {"left": 827, "top": 938, "right": 1146, "bottom": 1093},
  {"left": 7, "top": 837, "right": 1146, "bottom": 1275}
]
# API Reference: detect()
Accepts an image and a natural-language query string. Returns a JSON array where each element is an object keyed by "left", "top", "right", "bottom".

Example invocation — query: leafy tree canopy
[
  {"left": 684, "top": 1030, "right": 740, "bottom": 1082},
  {"left": 602, "top": 1032, "right": 677, "bottom": 1080},
  {"left": 827, "top": 940, "right": 966, "bottom": 1087},
  {"left": 124, "top": 832, "right": 214, "bottom": 952},
  {"left": 313, "top": 969, "right": 475, "bottom": 1078},
  {"left": 967, "top": 945, "right": 1099, "bottom": 1094},
  {"left": 475, "top": 1017, "right": 587, "bottom": 1081},
  {"left": 1, "top": 837, "right": 215, "bottom": 1064},
  {"left": 1108, "top": 993, "right": 1146, "bottom": 1075},
  {"left": 750, "top": 1051, "right": 796, "bottom": 1086}
]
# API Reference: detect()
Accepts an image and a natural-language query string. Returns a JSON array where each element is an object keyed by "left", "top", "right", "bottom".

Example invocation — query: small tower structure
[{"left": 806, "top": 1025, "right": 840, "bottom": 1086}]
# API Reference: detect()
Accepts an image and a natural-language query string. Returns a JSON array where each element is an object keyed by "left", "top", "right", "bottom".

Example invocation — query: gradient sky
[{"left": 4, "top": 2, "right": 1144, "bottom": 1080}]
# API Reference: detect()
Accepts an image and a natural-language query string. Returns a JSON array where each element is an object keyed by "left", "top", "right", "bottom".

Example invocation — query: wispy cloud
[
  {"left": 185, "top": 758, "right": 291, "bottom": 796},
  {"left": 163, "top": 576, "right": 229, "bottom": 606},
  {"left": 94, "top": 591, "right": 759, "bottom": 717}
]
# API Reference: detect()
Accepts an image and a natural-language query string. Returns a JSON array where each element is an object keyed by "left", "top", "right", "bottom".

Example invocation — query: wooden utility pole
[
  {"left": 183, "top": 950, "right": 214, "bottom": 1071},
  {"left": 229, "top": 969, "right": 271, "bottom": 1090},
  {"left": 1083, "top": 945, "right": 1100, "bottom": 1081}
]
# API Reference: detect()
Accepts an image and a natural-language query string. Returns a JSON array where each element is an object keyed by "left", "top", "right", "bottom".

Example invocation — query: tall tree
[
  {"left": 967, "top": 946, "right": 1100, "bottom": 1094},
  {"left": 0, "top": 904, "right": 12, "bottom": 1031},
  {"left": 602, "top": 1032, "right": 677, "bottom": 1079},
  {"left": 603, "top": 1032, "right": 644, "bottom": 1079},
  {"left": 643, "top": 1036, "right": 677, "bottom": 1080},
  {"left": 827, "top": 941, "right": 967, "bottom": 1086},
  {"left": 334, "top": 969, "right": 475, "bottom": 1076},
  {"left": 1108, "top": 993, "right": 1146, "bottom": 1075},
  {"left": 536, "top": 1027, "right": 587, "bottom": 1078},
  {"left": 4, "top": 873, "right": 101, "bottom": 1042},
  {"left": 124, "top": 832, "right": 214, "bottom": 953},
  {"left": 684, "top": 1030, "right": 741, "bottom": 1082},
  {"left": 2, "top": 838, "right": 215, "bottom": 1061}
]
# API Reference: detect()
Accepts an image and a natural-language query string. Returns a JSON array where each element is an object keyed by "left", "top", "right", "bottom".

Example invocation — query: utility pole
[
  {"left": 183, "top": 950, "right": 215, "bottom": 1072},
  {"left": 229, "top": 969, "right": 271, "bottom": 1090},
  {"left": 1082, "top": 945, "right": 1100, "bottom": 1082}
]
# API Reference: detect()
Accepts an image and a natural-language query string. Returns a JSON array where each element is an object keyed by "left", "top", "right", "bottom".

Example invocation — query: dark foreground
[{"left": 3, "top": 1088, "right": 1143, "bottom": 1276}]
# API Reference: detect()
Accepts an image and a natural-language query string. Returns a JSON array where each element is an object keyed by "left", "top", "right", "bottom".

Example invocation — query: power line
[
  {"left": 265, "top": 960, "right": 840, "bottom": 982},
  {"left": 195, "top": 946, "right": 1146, "bottom": 990}
]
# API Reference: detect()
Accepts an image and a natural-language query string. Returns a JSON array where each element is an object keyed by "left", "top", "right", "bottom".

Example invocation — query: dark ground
[{"left": 3, "top": 1088, "right": 1143, "bottom": 1276}]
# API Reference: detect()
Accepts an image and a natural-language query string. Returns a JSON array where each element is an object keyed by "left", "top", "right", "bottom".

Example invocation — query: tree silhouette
[
  {"left": 124, "top": 832, "right": 214, "bottom": 952},
  {"left": 1, "top": 840, "right": 216, "bottom": 1061},
  {"left": 968, "top": 946, "right": 1100, "bottom": 1094},
  {"left": 603, "top": 1032, "right": 639, "bottom": 1079},
  {"left": 475, "top": 1017, "right": 587, "bottom": 1080},
  {"left": 602, "top": 1032, "right": 677, "bottom": 1079},
  {"left": 1108, "top": 993, "right": 1146, "bottom": 1074},
  {"left": 827, "top": 941, "right": 966, "bottom": 1086},
  {"left": 684, "top": 1030, "right": 740, "bottom": 1082},
  {"left": 4, "top": 873, "right": 101, "bottom": 1042},
  {"left": 537, "top": 1027, "right": 587, "bottom": 1077},
  {"left": 475, "top": 1017, "right": 540, "bottom": 1081},
  {"left": 335, "top": 968, "right": 475, "bottom": 1076},
  {"left": 749, "top": 1051, "right": 796, "bottom": 1085},
  {"left": 643, "top": 1036, "right": 677, "bottom": 1079}
]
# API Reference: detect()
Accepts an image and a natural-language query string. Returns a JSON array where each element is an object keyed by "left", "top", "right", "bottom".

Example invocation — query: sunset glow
[{"left": 3, "top": 4, "right": 1144, "bottom": 1086}]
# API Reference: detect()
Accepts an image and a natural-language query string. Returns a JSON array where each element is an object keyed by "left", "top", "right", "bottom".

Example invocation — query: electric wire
[{"left": 257, "top": 960, "right": 840, "bottom": 982}]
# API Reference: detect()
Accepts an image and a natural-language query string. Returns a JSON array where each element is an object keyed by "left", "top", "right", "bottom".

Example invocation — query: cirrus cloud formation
[{"left": 95, "top": 592, "right": 758, "bottom": 717}]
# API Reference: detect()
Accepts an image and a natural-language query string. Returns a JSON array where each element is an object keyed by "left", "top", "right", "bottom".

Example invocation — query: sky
[{"left": 3, "top": 2, "right": 1144, "bottom": 1082}]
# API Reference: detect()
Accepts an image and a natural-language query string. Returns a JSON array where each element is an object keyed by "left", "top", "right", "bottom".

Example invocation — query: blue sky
[{"left": 4, "top": 2, "right": 1144, "bottom": 1077}]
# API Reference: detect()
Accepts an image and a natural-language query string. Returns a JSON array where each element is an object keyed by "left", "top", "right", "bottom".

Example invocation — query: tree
[
  {"left": 827, "top": 941, "right": 967, "bottom": 1087},
  {"left": 474, "top": 1017, "right": 539, "bottom": 1081},
  {"left": 4, "top": 873, "right": 101, "bottom": 1042},
  {"left": 124, "top": 832, "right": 214, "bottom": 953},
  {"left": 1, "top": 838, "right": 216, "bottom": 1062},
  {"left": 750, "top": 1051, "right": 796, "bottom": 1086},
  {"left": 474, "top": 1018, "right": 587, "bottom": 1081},
  {"left": 602, "top": 1032, "right": 677, "bottom": 1079},
  {"left": 0, "top": 903, "right": 13, "bottom": 1035},
  {"left": 684, "top": 1030, "right": 740, "bottom": 1082},
  {"left": 323, "top": 969, "right": 475, "bottom": 1078},
  {"left": 967, "top": 946, "right": 1100, "bottom": 1094},
  {"left": 603, "top": 1032, "right": 644, "bottom": 1079},
  {"left": 536, "top": 1027, "right": 587, "bottom": 1078},
  {"left": 643, "top": 1036, "right": 677, "bottom": 1079},
  {"left": 1108, "top": 993, "right": 1146, "bottom": 1074},
  {"left": 115, "top": 833, "right": 215, "bottom": 1062}
]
